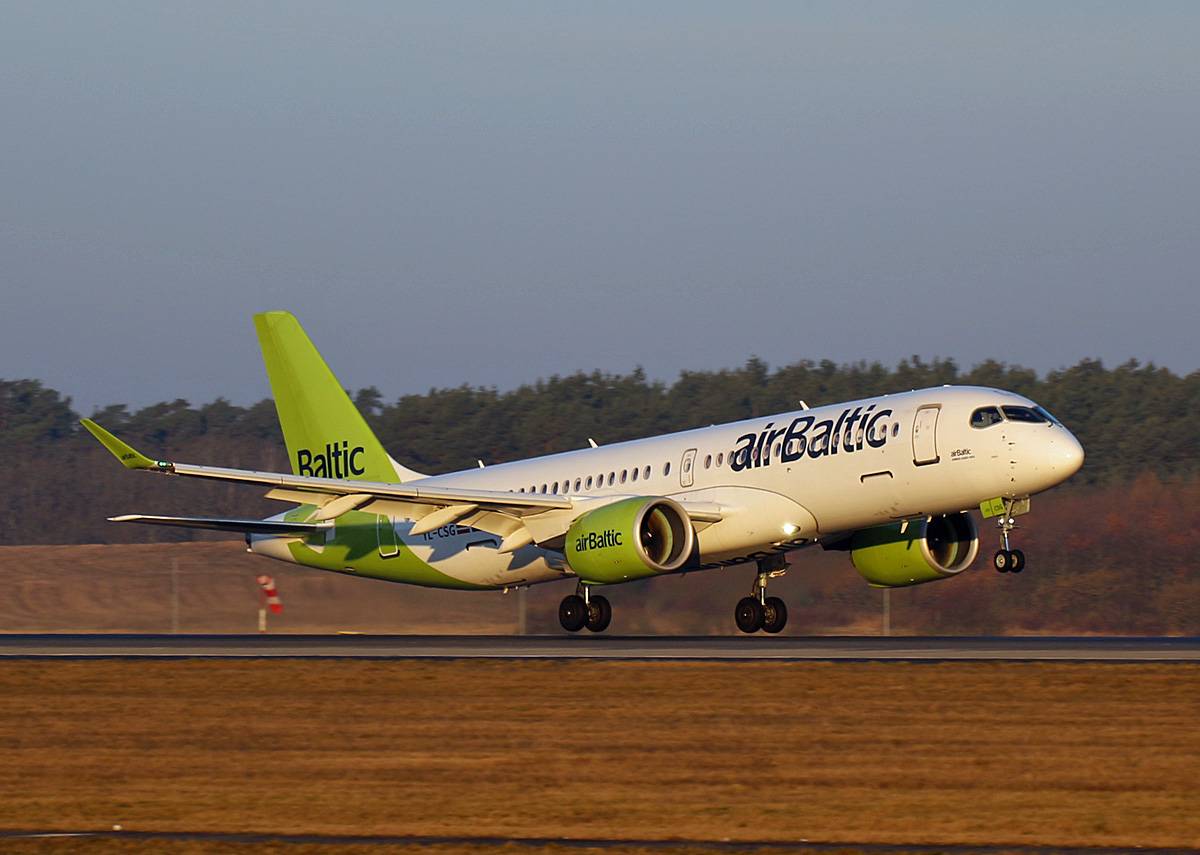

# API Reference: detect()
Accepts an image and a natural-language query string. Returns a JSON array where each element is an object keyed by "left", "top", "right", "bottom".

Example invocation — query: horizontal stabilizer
[{"left": 109, "top": 514, "right": 329, "bottom": 536}]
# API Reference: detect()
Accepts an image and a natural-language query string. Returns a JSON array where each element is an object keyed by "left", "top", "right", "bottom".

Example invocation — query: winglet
[{"left": 80, "top": 420, "right": 171, "bottom": 471}]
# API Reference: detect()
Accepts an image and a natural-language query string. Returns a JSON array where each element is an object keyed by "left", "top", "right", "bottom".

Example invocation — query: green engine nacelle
[
  {"left": 565, "top": 496, "right": 695, "bottom": 584},
  {"left": 851, "top": 512, "right": 979, "bottom": 588}
]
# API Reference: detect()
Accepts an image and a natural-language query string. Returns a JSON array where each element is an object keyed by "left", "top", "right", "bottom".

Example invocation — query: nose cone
[
  {"left": 1024, "top": 428, "right": 1085, "bottom": 490},
  {"left": 1050, "top": 429, "right": 1085, "bottom": 478}
]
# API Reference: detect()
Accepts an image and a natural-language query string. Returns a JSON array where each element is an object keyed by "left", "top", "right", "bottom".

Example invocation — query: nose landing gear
[
  {"left": 735, "top": 555, "right": 789, "bottom": 633},
  {"left": 991, "top": 497, "right": 1028, "bottom": 573}
]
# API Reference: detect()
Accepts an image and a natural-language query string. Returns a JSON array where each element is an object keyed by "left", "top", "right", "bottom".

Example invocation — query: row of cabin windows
[
  {"left": 517, "top": 464, "right": 658, "bottom": 495},
  {"left": 513, "top": 448, "right": 744, "bottom": 495}
]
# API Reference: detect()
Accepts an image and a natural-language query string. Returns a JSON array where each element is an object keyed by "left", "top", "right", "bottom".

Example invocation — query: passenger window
[
  {"left": 574, "top": 478, "right": 582, "bottom": 492},
  {"left": 586, "top": 476, "right": 593, "bottom": 489},
  {"left": 663, "top": 462, "right": 671, "bottom": 477},
  {"left": 552, "top": 482, "right": 559, "bottom": 494},
  {"left": 970, "top": 407, "right": 1004, "bottom": 428},
  {"left": 620, "top": 470, "right": 627, "bottom": 484},
  {"left": 704, "top": 454, "right": 712, "bottom": 469},
  {"left": 644, "top": 465, "right": 651, "bottom": 480},
  {"left": 608, "top": 472, "right": 615, "bottom": 486},
  {"left": 631, "top": 467, "right": 639, "bottom": 482},
  {"left": 1002, "top": 405, "right": 1048, "bottom": 424},
  {"left": 717, "top": 452, "right": 723, "bottom": 467}
]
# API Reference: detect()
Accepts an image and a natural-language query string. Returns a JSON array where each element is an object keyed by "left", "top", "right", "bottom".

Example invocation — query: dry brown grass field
[
  {"left": 0, "top": 843, "right": 1047, "bottom": 855},
  {"left": 0, "top": 660, "right": 1197, "bottom": 855}
]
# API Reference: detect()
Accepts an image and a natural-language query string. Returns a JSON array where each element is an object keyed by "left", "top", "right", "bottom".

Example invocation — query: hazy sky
[{"left": 3, "top": 2, "right": 1197, "bottom": 414}]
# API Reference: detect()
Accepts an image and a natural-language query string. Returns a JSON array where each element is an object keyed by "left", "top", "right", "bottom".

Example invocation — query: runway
[
  {"left": 3, "top": 829, "right": 1198, "bottom": 855},
  {"left": 1, "top": 634, "right": 1197, "bottom": 661}
]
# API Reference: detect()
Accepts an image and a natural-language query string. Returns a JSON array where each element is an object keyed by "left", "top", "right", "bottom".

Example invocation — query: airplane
[{"left": 84, "top": 311, "right": 1085, "bottom": 634}]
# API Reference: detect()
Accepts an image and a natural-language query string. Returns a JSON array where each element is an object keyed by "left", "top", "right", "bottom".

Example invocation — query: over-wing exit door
[
  {"left": 912, "top": 405, "right": 941, "bottom": 465},
  {"left": 680, "top": 448, "right": 698, "bottom": 488}
]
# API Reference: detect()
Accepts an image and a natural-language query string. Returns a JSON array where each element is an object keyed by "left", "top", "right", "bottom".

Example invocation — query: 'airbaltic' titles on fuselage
[
  {"left": 575, "top": 530, "right": 623, "bottom": 552},
  {"left": 729, "top": 405, "right": 894, "bottom": 472},
  {"left": 297, "top": 441, "right": 366, "bottom": 479}
]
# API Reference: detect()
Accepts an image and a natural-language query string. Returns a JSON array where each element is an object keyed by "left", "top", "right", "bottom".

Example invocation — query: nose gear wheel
[{"left": 993, "top": 498, "right": 1027, "bottom": 574}]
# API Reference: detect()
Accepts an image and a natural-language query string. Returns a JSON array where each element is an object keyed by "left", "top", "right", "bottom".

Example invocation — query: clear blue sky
[{"left": 3, "top": 2, "right": 1197, "bottom": 414}]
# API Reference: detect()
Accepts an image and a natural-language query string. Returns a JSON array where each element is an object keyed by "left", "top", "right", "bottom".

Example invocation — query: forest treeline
[
  {"left": 2, "top": 354, "right": 1199, "bottom": 546},
  {"left": 3, "top": 356, "right": 1200, "bottom": 633}
]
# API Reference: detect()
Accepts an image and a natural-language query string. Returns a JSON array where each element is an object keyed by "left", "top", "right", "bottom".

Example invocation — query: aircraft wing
[{"left": 85, "top": 419, "right": 711, "bottom": 551}]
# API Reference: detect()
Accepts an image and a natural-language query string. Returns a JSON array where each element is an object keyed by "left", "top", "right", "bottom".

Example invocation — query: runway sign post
[{"left": 256, "top": 574, "right": 282, "bottom": 633}]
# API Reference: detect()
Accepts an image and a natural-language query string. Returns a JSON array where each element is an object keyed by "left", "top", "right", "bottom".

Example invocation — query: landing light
[{"left": 782, "top": 523, "right": 798, "bottom": 536}]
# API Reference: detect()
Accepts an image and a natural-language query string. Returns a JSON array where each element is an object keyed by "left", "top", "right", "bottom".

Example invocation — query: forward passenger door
[{"left": 912, "top": 405, "right": 941, "bottom": 466}]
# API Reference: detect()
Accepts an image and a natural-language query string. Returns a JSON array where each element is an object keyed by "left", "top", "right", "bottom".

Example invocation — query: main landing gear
[
  {"left": 735, "top": 554, "right": 789, "bottom": 634},
  {"left": 559, "top": 583, "right": 612, "bottom": 633},
  {"left": 993, "top": 498, "right": 1027, "bottom": 574}
]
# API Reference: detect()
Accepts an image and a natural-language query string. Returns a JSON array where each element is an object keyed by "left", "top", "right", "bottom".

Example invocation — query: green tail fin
[{"left": 254, "top": 311, "right": 420, "bottom": 484}]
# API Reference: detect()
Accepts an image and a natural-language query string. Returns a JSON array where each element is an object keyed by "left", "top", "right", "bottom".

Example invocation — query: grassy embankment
[{"left": 0, "top": 541, "right": 896, "bottom": 636}]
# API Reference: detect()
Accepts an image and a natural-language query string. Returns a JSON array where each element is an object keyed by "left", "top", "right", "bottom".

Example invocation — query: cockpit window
[
  {"left": 1001, "top": 405, "right": 1049, "bottom": 424},
  {"left": 1034, "top": 406, "right": 1062, "bottom": 425},
  {"left": 970, "top": 406, "right": 1004, "bottom": 428}
]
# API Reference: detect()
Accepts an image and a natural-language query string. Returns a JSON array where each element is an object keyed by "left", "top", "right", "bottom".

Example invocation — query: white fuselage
[{"left": 248, "top": 386, "right": 1084, "bottom": 590}]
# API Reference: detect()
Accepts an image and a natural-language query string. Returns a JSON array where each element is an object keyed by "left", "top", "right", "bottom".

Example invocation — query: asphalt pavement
[{"left": 1, "top": 634, "right": 1197, "bottom": 661}]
